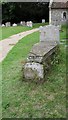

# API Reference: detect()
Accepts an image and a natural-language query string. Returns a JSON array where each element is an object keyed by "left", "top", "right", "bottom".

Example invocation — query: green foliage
[
  {"left": 60, "top": 24, "right": 67, "bottom": 40},
  {"left": 0, "top": 0, "right": 7, "bottom": 3},
  {"left": 2, "top": 2, "right": 49, "bottom": 23}
]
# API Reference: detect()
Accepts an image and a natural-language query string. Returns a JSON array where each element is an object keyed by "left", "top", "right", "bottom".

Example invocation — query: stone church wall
[{"left": 51, "top": 9, "right": 68, "bottom": 25}]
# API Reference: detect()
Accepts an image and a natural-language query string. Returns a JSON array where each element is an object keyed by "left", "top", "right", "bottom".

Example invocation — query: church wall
[{"left": 51, "top": 9, "right": 68, "bottom": 25}]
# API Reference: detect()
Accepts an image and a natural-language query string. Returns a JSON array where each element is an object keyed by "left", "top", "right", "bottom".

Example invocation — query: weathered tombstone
[
  {"left": 23, "top": 21, "right": 26, "bottom": 26},
  {"left": 20, "top": 21, "right": 23, "bottom": 25},
  {"left": 5, "top": 22, "right": 11, "bottom": 27},
  {"left": 29, "top": 21, "right": 33, "bottom": 27},
  {"left": 1, "top": 24, "right": 5, "bottom": 27},
  {"left": 12, "top": 23, "right": 17, "bottom": 27},
  {"left": 39, "top": 24, "right": 60, "bottom": 44},
  {"left": 26, "top": 21, "right": 33, "bottom": 27},
  {"left": 42, "top": 19, "right": 45, "bottom": 23},
  {"left": 26, "top": 21, "right": 29, "bottom": 27},
  {"left": 27, "top": 21, "right": 30, "bottom": 27},
  {"left": 20, "top": 21, "right": 25, "bottom": 26}
]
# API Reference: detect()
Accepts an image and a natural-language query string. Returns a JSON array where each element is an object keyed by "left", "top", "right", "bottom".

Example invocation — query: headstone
[
  {"left": 26, "top": 21, "right": 29, "bottom": 27},
  {"left": 39, "top": 25, "right": 60, "bottom": 44},
  {"left": 5, "top": 22, "right": 11, "bottom": 27},
  {"left": 42, "top": 19, "right": 45, "bottom": 23},
  {"left": 1, "top": 24, "right": 5, "bottom": 27},
  {"left": 27, "top": 21, "right": 30, "bottom": 27},
  {"left": 20, "top": 21, "right": 23, "bottom": 25},
  {"left": 20, "top": 21, "right": 25, "bottom": 26},
  {"left": 26, "top": 21, "right": 33, "bottom": 27},
  {"left": 29, "top": 21, "right": 33, "bottom": 27},
  {"left": 12, "top": 23, "right": 17, "bottom": 27}
]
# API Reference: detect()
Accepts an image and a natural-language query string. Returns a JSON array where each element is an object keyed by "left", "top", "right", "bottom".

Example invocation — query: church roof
[{"left": 51, "top": 1, "right": 68, "bottom": 9}]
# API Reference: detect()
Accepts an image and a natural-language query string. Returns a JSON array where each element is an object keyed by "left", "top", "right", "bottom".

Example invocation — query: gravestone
[
  {"left": 12, "top": 23, "right": 17, "bottom": 27},
  {"left": 39, "top": 24, "right": 60, "bottom": 44},
  {"left": 20, "top": 21, "right": 25, "bottom": 26},
  {"left": 1, "top": 24, "right": 5, "bottom": 27},
  {"left": 23, "top": 25, "right": 60, "bottom": 80},
  {"left": 26, "top": 21, "right": 33, "bottom": 27},
  {"left": 26, "top": 21, "right": 29, "bottom": 27},
  {"left": 5, "top": 22, "right": 11, "bottom": 27},
  {"left": 20, "top": 21, "right": 23, "bottom": 25},
  {"left": 42, "top": 19, "right": 45, "bottom": 23},
  {"left": 29, "top": 21, "right": 33, "bottom": 27}
]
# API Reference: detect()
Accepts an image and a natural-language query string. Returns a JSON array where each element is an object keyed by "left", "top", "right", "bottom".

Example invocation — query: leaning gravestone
[
  {"left": 23, "top": 25, "right": 60, "bottom": 81},
  {"left": 5, "top": 22, "right": 11, "bottom": 27}
]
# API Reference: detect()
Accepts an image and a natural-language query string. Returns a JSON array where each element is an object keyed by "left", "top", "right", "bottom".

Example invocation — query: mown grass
[
  {"left": 0, "top": 26, "right": 32, "bottom": 40},
  {"left": 33, "top": 22, "right": 48, "bottom": 28},
  {"left": 2, "top": 25, "right": 66, "bottom": 118},
  {"left": 0, "top": 23, "right": 48, "bottom": 41},
  {"left": 60, "top": 24, "right": 67, "bottom": 40}
]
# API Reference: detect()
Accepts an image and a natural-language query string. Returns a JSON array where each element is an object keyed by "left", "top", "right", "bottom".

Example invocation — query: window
[{"left": 63, "top": 12, "right": 66, "bottom": 19}]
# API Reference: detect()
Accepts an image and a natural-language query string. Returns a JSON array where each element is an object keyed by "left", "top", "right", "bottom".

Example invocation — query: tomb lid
[{"left": 28, "top": 42, "right": 57, "bottom": 63}]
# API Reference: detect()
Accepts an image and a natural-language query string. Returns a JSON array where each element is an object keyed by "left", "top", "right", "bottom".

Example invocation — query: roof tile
[{"left": 51, "top": 1, "right": 68, "bottom": 9}]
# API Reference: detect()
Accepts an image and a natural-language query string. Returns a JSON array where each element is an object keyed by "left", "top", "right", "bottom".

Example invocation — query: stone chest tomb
[{"left": 23, "top": 25, "right": 59, "bottom": 81}]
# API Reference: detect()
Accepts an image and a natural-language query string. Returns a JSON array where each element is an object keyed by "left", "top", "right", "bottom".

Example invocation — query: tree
[{"left": 2, "top": 2, "right": 49, "bottom": 23}]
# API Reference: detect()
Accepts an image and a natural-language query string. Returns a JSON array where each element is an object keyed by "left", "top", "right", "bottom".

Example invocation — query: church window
[{"left": 63, "top": 12, "right": 66, "bottom": 19}]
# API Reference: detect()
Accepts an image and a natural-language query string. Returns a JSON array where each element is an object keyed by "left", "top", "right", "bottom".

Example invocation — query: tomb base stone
[{"left": 24, "top": 62, "right": 44, "bottom": 80}]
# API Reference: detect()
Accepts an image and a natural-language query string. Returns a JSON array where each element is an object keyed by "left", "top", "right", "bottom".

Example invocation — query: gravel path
[{"left": 0, "top": 28, "right": 39, "bottom": 62}]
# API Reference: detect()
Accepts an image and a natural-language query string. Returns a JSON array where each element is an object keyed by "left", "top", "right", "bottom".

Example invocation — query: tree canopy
[{"left": 2, "top": 2, "right": 49, "bottom": 23}]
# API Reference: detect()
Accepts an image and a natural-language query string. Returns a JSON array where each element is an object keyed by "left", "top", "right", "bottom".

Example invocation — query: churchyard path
[{"left": 0, "top": 28, "right": 39, "bottom": 62}]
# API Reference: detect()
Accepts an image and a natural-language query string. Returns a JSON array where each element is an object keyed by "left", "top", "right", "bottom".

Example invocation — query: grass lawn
[
  {"left": 2, "top": 25, "right": 67, "bottom": 118},
  {"left": 0, "top": 26, "right": 32, "bottom": 41},
  {"left": 33, "top": 22, "right": 48, "bottom": 28},
  {"left": 0, "top": 23, "right": 48, "bottom": 41}
]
